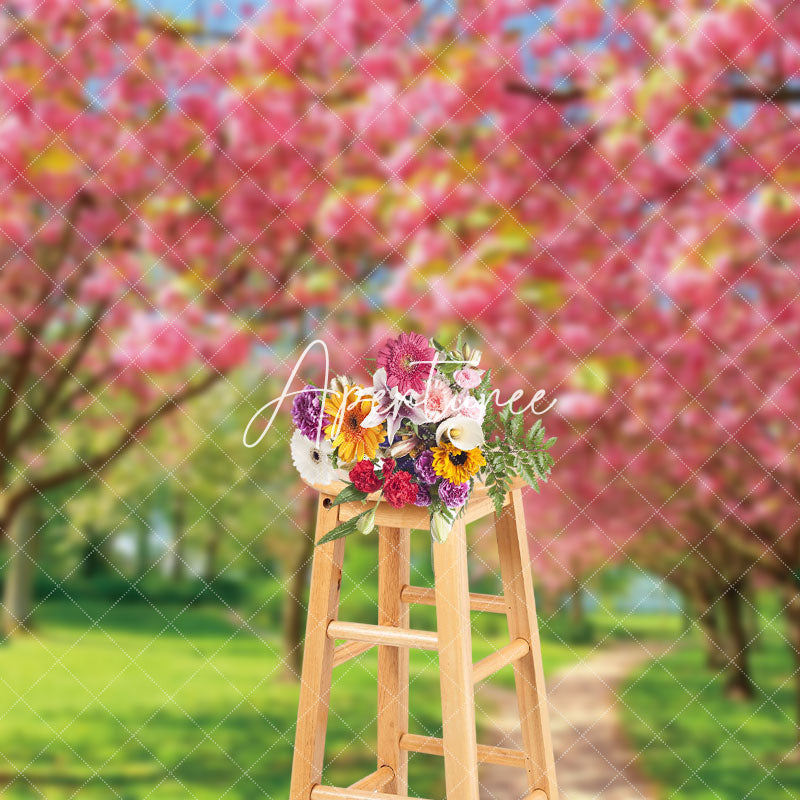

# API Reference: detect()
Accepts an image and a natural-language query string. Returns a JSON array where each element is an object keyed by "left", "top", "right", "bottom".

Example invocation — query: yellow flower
[
  {"left": 324, "top": 385, "right": 384, "bottom": 463},
  {"left": 431, "top": 443, "right": 486, "bottom": 484}
]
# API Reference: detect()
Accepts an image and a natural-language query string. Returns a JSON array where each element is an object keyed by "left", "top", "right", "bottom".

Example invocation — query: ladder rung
[
  {"left": 472, "top": 637, "right": 530, "bottom": 684},
  {"left": 312, "top": 787, "right": 430, "bottom": 800},
  {"left": 332, "top": 640, "right": 374, "bottom": 667},
  {"left": 400, "top": 585, "right": 507, "bottom": 614},
  {"left": 348, "top": 765, "right": 394, "bottom": 791},
  {"left": 327, "top": 620, "right": 439, "bottom": 651},
  {"left": 399, "top": 733, "right": 527, "bottom": 768}
]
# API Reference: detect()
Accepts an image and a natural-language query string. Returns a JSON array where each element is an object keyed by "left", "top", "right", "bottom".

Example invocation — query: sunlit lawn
[
  {"left": 622, "top": 614, "right": 800, "bottom": 800},
  {"left": 0, "top": 600, "right": 583, "bottom": 799}
]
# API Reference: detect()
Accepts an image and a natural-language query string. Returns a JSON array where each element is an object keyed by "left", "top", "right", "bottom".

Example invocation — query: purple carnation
[
  {"left": 438, "top": 479, "right": 470, "bottom": 509},
  {"left": 413, "top": 484, "right": 432, "bottom": 507},
  {"left": 414, "top": 450, "right": 437, "bottom": 485},
  {"left": 292, "top": 385, "right": 329, "bottom": 441}
]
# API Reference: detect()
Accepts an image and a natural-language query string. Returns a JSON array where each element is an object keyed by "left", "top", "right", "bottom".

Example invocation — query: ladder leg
[
  {"left": 495, "top": 489, "right": 559, "bottom": 800},
  {"left": 432, "top": 518, "right": 480, "bottom": 800},
  {"left": 290, "top": 496, "right": 346, "bottom": 800},
  {"left": 377, "top": 526, "right": 411, "bottom": 793}
]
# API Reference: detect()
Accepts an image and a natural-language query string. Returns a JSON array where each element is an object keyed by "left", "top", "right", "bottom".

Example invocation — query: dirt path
[{"left": 477, "top": 641, "right": 663, "bottom": 800}]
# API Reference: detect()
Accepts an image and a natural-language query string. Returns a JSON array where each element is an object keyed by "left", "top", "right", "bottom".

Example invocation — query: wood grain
[
  {"left": 495, "top": 489, "right": 559, "bottom": 800},
  {"left": 400, "top": 584, "right": 507, "bottom": 614},
  {"left": 399, "top": 733, "right": 527, "bottom": 768},
  {"left": 432, "top": 517, "right": 480, "bottom": 800},
  {"left": 327, "top": 620, "right": 438, "bottom": 651},
  {"left": 347, "top": 765, "right": 394, "bottom": 791},
  {"left": 332, "top": 640, "right": 374, "bottom": 667},
  {"left": 289, "top": 497, "right": 345, "bottom": 800},
  {"left": 311, "top": 786, "right": 429, "bottom": 800},
  {"left": 376, "top": 526, "right": 411, "bottom": 793},
  {"left": 472, "top": 637, "right": 530, "bottom": 684}
]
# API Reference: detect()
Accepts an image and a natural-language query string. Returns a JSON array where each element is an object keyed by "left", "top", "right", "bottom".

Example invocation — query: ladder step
[
  {"left": 400, "top": 584, "right": 507, "bottom": 614},
  {"left": 473, "top": 637, "right": 530, "bottom": 683},
  {"left": 312, "top": 787, "right": 430, "bottom": 800},
  {"left": 348, "top": 765, "right": 394, "bottom": 791},
  {"left": 327, "top": 620, "right": 439, "bottom": 651},
  {"left": 399, "top": 733, "right": 528, "bottom": 769},
  {"left": 332, "top": 640, "right": 375, "bottom": 667}
]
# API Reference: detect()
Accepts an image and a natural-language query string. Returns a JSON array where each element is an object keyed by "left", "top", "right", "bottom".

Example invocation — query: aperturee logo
[
  {"left": 243, "top": 338, "right": 556, "bottom": 451},
  {"left": 243, "top": 336, "right": 557, "bottom": 545}
]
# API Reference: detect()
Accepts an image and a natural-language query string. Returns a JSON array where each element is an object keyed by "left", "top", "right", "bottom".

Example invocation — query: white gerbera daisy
[{"left": 290, "top": 429, "right": 337, "bottom": 485}]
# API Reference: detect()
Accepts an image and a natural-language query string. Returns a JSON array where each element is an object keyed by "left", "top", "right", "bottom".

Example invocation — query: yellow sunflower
[
  {"left": 431, "top": 443, "right": 486, "bottom": 484},
  {"left": 324, "top": 385, "right": 384, "bottom": 462}
]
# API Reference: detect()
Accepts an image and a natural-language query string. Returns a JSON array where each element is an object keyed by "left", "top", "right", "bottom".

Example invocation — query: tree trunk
[
  {"left": 783, "top": 588, "right": 800, "bottom": 757},
  {"left": 569, "top": 578, "right": 584, "bottom": 627},
  {"left": 2, "top": 503, "right": 40, "bottom": 636},
  {"left": 742, "top": 579, "right": 760, "bottom": 650},
  {"left": 721, "top": 578, "right": 755, "bottom": 700},
  {"left": 700, "top": 612, "right": 727, "bottom": 669},
  {"left": 136, "top": 515, "right": 150, "bottom": 578},
  {"left": 170, "top": 491, "right": 187, "bottom": 582},
  {"left": 82, "top": 524, "right": 108, "bottom": 579},
  {"left": 691, "top": 582, "right": 727, "bottom": 670},
  {"left": 283, "top": 494, "right": 317, "bottom": 679},
  {"left": 203, "top": 524, "right": 224, "bottom": 582}
]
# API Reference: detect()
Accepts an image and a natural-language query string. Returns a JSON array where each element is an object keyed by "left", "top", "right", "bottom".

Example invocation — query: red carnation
[
  {"left": 349, "top": 460, "right": 383, "bottom": 493},
  {"left": 383, "top": 470, "right": 417, "bottom": 509},
  {"left": 381, "top": 458, "right": 396, "bottom": 478}
]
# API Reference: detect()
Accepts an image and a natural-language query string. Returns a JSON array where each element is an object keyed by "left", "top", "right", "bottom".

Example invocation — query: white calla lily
[{"left": 435, "top": 415, "right": 484, "bottom": 450}]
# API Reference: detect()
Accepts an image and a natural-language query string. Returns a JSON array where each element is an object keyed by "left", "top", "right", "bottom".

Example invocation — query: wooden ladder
[{"left": 289, "top": 481, "right": 558, "bottom": 800}]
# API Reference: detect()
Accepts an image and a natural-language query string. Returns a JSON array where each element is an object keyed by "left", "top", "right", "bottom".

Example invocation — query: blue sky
[{"left": 137, "top": 0, "right": 266, "bottom": 34}]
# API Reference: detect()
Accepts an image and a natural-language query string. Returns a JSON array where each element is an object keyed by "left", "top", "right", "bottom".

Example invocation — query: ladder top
[{"left": 304, "top": 476, "right": 527, "bottom": 529}]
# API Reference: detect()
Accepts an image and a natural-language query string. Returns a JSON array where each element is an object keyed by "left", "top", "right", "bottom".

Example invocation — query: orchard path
[{"left": 477, "top": 641, "right": 664, "bottom": 800}]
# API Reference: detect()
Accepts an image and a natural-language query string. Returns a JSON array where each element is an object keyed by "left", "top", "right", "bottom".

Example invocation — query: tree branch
[
  {"left": 7, "top": 303, "right": 110, "bottom": 453},
  {"left": 0, "top": 193, "right": 96, "bottom": 458},
  {"left": 505, "top": 81, "right": 585, "bottom": 103},
  {"left": 505, "top": 80, "right": 800, "bottom": 105},
  {"left": 3, "top": 371, "right": 223, "bottom": 526}
]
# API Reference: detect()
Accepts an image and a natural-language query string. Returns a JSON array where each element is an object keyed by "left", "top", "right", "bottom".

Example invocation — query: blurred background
[{"left": 1, "top": 0, "right": 799, "bottom": 797}]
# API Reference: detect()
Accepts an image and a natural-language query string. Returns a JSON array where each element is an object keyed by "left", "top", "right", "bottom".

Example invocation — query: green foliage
[
  {"left": 329, "top": 485, "right": 369, "bottom": 506},
  {"left": 540, "top": 612, "right": 597, "bottom": 645},
  {"left": 482, "top": 405, "right": 556, "bottom": 515},
  {"left": 22, "top": 572, "right": 247, "bottom": 608},
  {"left": 0, "top": 598, "right": 584, "bottom": 798},
  {"left": 317, "top": 509, "right": 374, "bottom": 545},
  {"left": 622, "top": 616, "right": 800, "bottom": 800}
]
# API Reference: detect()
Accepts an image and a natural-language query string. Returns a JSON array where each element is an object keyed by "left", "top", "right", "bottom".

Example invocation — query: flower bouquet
[{"left": 289, "top": 333, "right": 555, "bottom": 544}]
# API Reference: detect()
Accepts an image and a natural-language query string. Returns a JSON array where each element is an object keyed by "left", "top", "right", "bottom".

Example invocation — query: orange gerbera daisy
[{"left": 324, "top": 385, "right": 385, "bottom": 463}]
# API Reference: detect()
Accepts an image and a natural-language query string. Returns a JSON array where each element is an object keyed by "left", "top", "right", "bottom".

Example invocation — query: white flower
[
  {"left": 290, "top": 429, "right": 337, "bottom": 485},
  {"left": 463, "top": 347, "right": 482, "bottom": 368},
  {"left": 389, "top": 435, "right": 420, "bottom": 458},
  {"left": 435, "top": 415, "right": 484, "bottom": 450}
]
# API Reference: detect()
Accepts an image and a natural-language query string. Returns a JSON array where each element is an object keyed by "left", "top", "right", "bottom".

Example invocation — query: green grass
[
  {"left": 0, "top": 600, "right": 580, "bottom": 799},
  {"left": 622, "top": 617, "right": 800, "bottom": 800}
]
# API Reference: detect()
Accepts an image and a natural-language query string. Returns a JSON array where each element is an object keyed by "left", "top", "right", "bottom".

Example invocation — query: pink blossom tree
[{"left": 0, "top": 0, "right": 578, "bottom": 630}]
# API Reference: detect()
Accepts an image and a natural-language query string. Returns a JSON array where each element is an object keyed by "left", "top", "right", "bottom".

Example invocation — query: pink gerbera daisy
[{"left": 376, "top": 333, "right": 436, "bottom": 395}]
